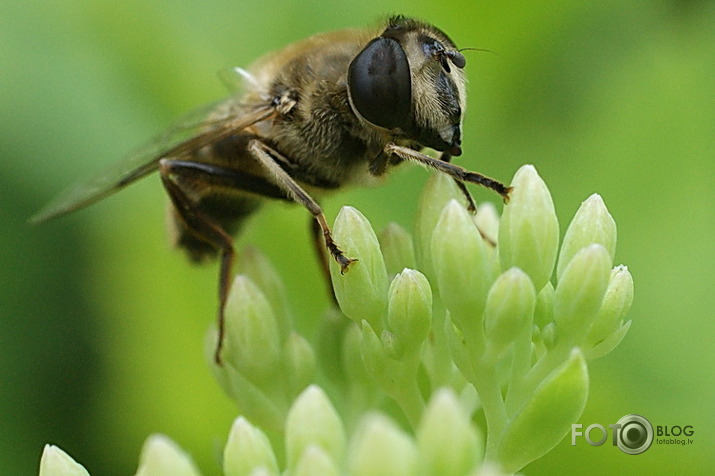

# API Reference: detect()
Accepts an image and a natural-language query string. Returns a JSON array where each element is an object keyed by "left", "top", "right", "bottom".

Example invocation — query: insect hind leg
[{"left": 159, "top": 158, "right": 240, "bottom": 365}]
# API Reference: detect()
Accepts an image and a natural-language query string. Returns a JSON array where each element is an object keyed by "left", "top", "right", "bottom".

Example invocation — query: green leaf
[{"left": 496, "top": 349, "right": 589, "bottom": 473}]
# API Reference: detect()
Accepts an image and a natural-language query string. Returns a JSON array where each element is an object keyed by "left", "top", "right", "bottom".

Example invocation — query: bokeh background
[{"left": 2, "top": 0, "right": 713, "bottom": 474}]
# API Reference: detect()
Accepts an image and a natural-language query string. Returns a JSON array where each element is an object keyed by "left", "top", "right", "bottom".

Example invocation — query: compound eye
[{"left": 348, "top": 37, "right": 412, "bottom": 130}]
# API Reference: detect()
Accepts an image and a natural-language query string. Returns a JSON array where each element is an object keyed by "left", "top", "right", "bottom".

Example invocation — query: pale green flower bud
[
  {"left": 330, "top": 206, "right": 388, "bottom": 329},
  {"left": 499, "top": 165, "right": 559, "bottom": 291},
  {"left": 586, "top": 265, "right": 633, "bottom": 346},
  {"left": 474, "top": 202, "right": 502, "bottom": 278},
  {"left": 379, "top": 329, "right": 400, "bottom": 359},
  {"left": 557, "top": 194, "right": 617, "bottom": 281},
  {"left": 553, "top": 244, "right": 611, "bottom": 344},
  {"left": 222, "top": 276, "right": 281, "bottom": 387},
  {"left": 359, "top": 321, "right": 389, "bottom": 387},
  {"left": 360, "top": 321, "right": 424, "bottom": 425},
  {"left": 473, "top": 202, "right": 500, "bottom": 246},
  {"left": 417, "top": 388, "right": 483, "bottom": 476},
  {"left": 135, "top": 435, "right": 201, "bottom": 476},
  {"left": 348, "top": 414, "right": 418, "bottom": 476},
  {"left": 379, "top": 223, "right": 416, "bottom": 277},
  {"left": 292, "top": 445, "right": 340, "bottom": 476},
  {"left": 39, "top": 445, "right": 90, "bottom": 476},
  {"left": 584, "top": 265, "right": 633, "bottom": 359},
  {"left": 285, "top": 385, "right": 345, "bottom": 472},
  {"left": 208, "top": 333, "right": 285, "bottom": 432},
  {"left": 387, "top": 268, "right": 432, "bottom": 358},
  {"left": 483, "top": 268, "right": 536, "bottom": 361},
  {"left": 414, "top": 173, "right": 463, "bottom": 275},
  {"left": 283, "top": 332, "right": 316, "bottom": 398},
  {"left": 584, "top": 320, "right": 631, "bottom": 360},
  {"left": 444, "top": 314, "right": 477, "bottom": 383},
  {"left": 533, "top": 282, "right": 554, "bottom": 329},
  {"left": 432, "top": 199, "right": 491, "bottom": 329},
  {"left": 223, "top": 417, "right": 279, "bottom": 476},
  {"left": 236, "top": 246, "right": 291, "bottom": 339},
  {"left": 246, "top": 469, "right": 274, "bottom": 476},
  {"left": 342, "top": 322, "right": 371, "bottom": 387},
  {"left": 469, "top": 462, "right": 515, "bottom": 476},
  {"left": 496, "top": 349, "right": 589, "bottom": 473},
  {"left": 315, "top": 308, "right": 350, "bottom": 385},
  {"left": 541, "top": 322, "right": 557, "bottom": 350}
]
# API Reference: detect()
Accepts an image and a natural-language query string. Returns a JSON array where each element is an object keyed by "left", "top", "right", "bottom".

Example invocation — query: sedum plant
[{"left": 38, "top": 165, "right": 633, "bottom": 475}]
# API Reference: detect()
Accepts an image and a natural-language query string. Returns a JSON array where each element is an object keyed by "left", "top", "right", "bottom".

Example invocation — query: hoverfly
[{"left": 32, "top": 16, "right": 511, "bottom": 363}]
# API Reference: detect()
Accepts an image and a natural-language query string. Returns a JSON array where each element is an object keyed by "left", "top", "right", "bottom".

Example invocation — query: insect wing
[
  {"left": 30, "top": 96, "right": 273, "bottom": 223},
  {"left": 217, "top": 66, "right": 263, "bottom": 94}
]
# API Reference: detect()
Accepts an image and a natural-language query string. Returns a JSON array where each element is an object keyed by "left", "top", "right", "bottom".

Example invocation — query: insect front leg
[
  {"left": 385, "top": 144, "right": 512, "bottom": 202},
  {"left": 435, "top": 151, "right": 496, "bottom": 245},
  {"left": 439, "top": 151, "right": 477, "bottom": 213},
  {"left": 247, "top": 140, "right": 357, "bottom": 274}
]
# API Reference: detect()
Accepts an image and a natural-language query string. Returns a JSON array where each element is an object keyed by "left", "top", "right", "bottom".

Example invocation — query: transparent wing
[
  {"left": 31, "top": 96, "right": 275, "bottom": 223},
  {"left": 217, "top": 66, "right": 262, "bottom": 93}
]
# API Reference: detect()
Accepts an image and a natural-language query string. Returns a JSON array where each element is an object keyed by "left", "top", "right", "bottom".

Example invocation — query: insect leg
[
  {"left": 310, "top": 218, "right": 339, "bottom": 305},
  {"left": 437, "top": 151, "right": 495, "bottom": 245},
  {"left": 385, "top": 144, "right": 512, "bottom": 202},
  {"left": 247, "top": 140, "right": 357, "bottom": 274},
  {"left": 158, "top": 158, "right": 285, "bottom": 365},
  {"left": 439, "top": 151, "right": 477, "bottom": 213}
]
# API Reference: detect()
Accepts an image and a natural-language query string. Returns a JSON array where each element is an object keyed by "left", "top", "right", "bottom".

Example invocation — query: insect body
[{"left": 32, "top": 16, "right": 511, "bottom": 364}]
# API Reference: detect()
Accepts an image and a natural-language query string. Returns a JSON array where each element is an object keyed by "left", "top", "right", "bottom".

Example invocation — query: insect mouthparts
[{"left": 449, "top": 144, "right": 463, "bottom": 156}]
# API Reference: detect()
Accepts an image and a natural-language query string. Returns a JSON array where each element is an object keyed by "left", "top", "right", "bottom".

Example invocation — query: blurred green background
[{"left": 2, "top": 0, "right": 713, "bottom": 474}]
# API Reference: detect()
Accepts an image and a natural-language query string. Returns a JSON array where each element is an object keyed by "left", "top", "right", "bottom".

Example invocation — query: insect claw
[
  {"left": 502, "top": 186, "right": 514, "bottom": 204},
  {"left": 339, "top": 257, "right": 358, "bottom": 274}
]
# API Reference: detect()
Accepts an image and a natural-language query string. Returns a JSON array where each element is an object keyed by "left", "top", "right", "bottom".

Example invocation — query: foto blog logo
[
  {"left": 572, "top": 414, "right": 653, "bottom": 455},
  {"left": 572, "top": 414, "right": 695, "bottom": 455}
]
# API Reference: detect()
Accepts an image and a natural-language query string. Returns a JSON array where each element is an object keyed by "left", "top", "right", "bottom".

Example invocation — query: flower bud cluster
[
  {"left": 41, "top": 387, "right": 497, "bottom": 476},
  {"left": 38, "top": 165, "right": 632, "bottom": 475},
  {"left": 209, "top": 247, "right": 317, "bottom": 433},
  {"left": 322, "top": 166, "right": 632, "bottom": 471}
]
